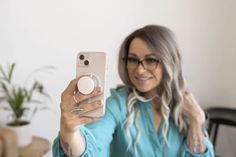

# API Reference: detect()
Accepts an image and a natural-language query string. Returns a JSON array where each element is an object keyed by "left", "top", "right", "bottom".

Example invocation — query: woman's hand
[
  {"left": 59, "top": 78, "right": 103, "bottom": 156},
  {"left": 183, "top": 91, "right": 206, "bottom": 153},
  {"left": 60, "top": 77, "right": 103, "bottom": 133},
  {"left": 182, "top": 91, "right": 205, "bottom": 125}
]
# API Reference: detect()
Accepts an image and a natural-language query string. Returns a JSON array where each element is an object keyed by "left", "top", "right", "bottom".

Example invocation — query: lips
[{"left": 134, "top": 76, "right": 152, "bottom": 84}]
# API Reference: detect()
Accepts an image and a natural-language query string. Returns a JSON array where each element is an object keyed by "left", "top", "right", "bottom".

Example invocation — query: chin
[
  {"left": 135, "top": 85, "right": 153, "bottom": 93},
  {"left": 134, "top": 84, "right": 160, "bottom": 97}
]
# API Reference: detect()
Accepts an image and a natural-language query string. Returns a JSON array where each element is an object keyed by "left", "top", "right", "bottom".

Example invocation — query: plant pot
[{"left": 6, "top": 121, "right": 32, "bottom": 147}]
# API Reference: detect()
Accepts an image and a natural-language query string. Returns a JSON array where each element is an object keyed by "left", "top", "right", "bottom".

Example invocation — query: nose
[{"left": 135, "top": 63, "right": 146, "bottom": 73}]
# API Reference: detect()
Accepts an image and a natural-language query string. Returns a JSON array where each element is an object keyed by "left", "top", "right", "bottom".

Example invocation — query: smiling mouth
[{"left": 135, "top": 76, "right": 152, "bottom": 83}]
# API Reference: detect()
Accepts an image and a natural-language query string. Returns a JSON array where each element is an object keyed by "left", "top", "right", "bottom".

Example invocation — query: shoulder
[
  {"left": 107, "top": 87, "right": 129, "bottom": 103},
  {"left": 105, "top": 87, "right": 129, "bottom": 118}
]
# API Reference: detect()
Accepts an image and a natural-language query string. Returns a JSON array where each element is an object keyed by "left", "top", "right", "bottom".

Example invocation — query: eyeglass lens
[{"left": 125, "top": 56, "right": 160, "bottom": 70}]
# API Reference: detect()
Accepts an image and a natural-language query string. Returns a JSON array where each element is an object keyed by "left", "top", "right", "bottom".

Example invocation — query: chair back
[{"left": 205, "top": 107, "right": 236, "bottom": 157}]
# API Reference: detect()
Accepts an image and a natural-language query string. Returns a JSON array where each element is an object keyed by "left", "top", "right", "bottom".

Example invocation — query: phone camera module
[
  {"left": 84, "top": 60, "right": 90, "bottom": 66},
  {"left": 79, "top": 54, "right": 85, "bottom": 60}
]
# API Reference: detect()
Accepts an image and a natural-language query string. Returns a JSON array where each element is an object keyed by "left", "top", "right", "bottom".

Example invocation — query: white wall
[{"left": 0, "top": 0, "right": 235, "bottom": 156}]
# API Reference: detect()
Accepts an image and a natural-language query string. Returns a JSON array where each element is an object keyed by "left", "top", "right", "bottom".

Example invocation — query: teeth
[{"left": 136, "top": 77, "right": 150, "bottom": 81}]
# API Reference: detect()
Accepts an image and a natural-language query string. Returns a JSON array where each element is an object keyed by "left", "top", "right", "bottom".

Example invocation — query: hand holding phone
[{"left": 76, "top": 52, "right": 107, "bottom": 117}]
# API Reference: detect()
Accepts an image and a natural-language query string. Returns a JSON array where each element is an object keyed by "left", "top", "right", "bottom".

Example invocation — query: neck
[
  {"left": 152, "top": 98, "right": 161, "bottom": 112},
  {"left": 144, "top": 86, "right": 162, "bottom": 99}
]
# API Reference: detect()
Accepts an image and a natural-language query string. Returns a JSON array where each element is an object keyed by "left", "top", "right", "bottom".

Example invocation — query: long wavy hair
[{"left": 118, "top": 25, "right": 188, "bottom": 149}]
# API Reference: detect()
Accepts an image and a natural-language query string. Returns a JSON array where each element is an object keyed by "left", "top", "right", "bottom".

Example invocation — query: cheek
[
  {"left": 127, "top": 69, "right": 134, "bottom": 79},
  {"left": 127, "top": 69, "right": 137, "bottom": 85}
]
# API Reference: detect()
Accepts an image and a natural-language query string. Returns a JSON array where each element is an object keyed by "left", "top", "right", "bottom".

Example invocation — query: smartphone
[{"left": 76, "top": 52, "right": 107, "bottom": 117}]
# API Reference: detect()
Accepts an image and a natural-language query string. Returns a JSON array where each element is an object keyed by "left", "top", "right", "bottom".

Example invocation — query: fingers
[
  {"left": 71, "top": 100, "right": 103, "bottom": 115},
  {"left": 61, "top": 88, "right": 103, "bottom": 116},
  {"left": 64, "top": 76, "right": 101, "bottom": 96},
  {"left": 183, "top": 91, "right": 205, "bottom": 124},
  {"left": 183, "top": 91, "right": 198, "bottom": 109},
  {"left": 64, "top": 78, "right": 80, "bottom": 95},
  {"left": 60, "top": 78, "right": 104, "bottom": 131},
  {"left": 61, "top": 100, "right": 102, "bottom": 130},
  {"left": 183, "top": 92, "right": 198, "bottom": 105},
  {"left": 73, "top": 87, "right": 102, "bottom": 105},
  {"left": 60, "top": 78, "right": 103, "bottom": 112}
]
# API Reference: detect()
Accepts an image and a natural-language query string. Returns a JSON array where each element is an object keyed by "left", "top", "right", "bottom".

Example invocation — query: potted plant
[{"left": 0, "top": 63, "right": 53, "bottom": 147}]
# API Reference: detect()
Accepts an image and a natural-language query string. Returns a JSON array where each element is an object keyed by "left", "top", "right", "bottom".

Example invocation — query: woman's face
[{"left": 127, "top": 38, "right": 163, "bottom": 96}]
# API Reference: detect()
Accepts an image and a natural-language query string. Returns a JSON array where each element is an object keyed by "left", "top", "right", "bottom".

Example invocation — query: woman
[{"left": 53, "top": 25, "right": 214, "bottom": 157}]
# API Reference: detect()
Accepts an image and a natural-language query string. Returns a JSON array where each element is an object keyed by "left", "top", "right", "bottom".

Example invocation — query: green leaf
[
  {"left": 0, "top": 82, "right": 11, "bottom": 99},
  {"left": 0, "top": 62, "right": 54, "bottom": 124},
  {"left": 0, "top": 63, "right": 16, "bottom": 83},
  {"left": 8, "top": 63, "right": 15, "bottom": 83},
  {"left": 0, "top": 65, "right": 8, "bottom": 81},
  {"left": 9, "top": 88, "right": 25, "bottom": 119}
]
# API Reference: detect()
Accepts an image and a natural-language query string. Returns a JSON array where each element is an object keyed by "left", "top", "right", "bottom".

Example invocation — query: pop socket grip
[{"left": 77, "top": 75, "right": 99, "bottom": 94}]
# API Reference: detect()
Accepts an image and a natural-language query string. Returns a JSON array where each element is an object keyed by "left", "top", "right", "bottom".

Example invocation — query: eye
[
  {"left": 126, "top": 56, "right": 139, "bottom": 63},
  {"left": 145, "top": 58, "right": 160, "bottom": 64}
]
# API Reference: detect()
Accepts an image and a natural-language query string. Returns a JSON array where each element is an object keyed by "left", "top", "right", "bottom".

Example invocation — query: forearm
[
  {"left": 187, "top": 123, "right": 206, "bottom": 153},
  {"left": 60, "top": 127, "right": 85, "bottom": 157}
]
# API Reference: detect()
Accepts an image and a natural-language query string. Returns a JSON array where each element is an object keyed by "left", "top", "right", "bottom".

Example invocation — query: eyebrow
[
  {"left": 127, "top": 52, "right": 137, "bottom": 57},
  {"left": 128, "top": 52, "right": 157, "bottom": 58}
]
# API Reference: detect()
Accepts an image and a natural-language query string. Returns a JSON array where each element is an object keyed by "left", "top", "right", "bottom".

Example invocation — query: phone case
[{"left": 76, "top": 52, "right": 107, "bottom": 117}]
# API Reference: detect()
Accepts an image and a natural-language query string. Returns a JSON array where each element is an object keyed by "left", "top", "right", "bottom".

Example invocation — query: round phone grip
[{"left": 77, "top": 75, "right": 99, "bottom": 94}]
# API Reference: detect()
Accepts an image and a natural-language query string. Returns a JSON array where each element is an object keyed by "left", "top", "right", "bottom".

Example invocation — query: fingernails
[
  {"left": 90, "top": 86, "right": 103, "bottom": 95},
  {"left": 71, "top": 108, "right": 84, "bottom": 113}
]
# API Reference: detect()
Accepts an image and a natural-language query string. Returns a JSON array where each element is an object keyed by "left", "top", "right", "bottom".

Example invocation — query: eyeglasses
[{"left": 123, "top": 55, "right": 161, "bottom": 71}]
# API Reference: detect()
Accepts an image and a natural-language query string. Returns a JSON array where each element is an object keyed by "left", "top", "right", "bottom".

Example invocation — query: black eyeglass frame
[{"left": 123, "top": 56, "right": 161, "bottom": 71}]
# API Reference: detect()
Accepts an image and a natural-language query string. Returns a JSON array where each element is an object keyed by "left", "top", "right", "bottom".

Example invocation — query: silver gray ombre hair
[{"left": 118, "top": 25, "right": 188, "bottom": 149}]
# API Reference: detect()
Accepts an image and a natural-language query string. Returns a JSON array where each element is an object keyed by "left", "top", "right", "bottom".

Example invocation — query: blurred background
[{"left": 0, "top": 0, "right": 235, "bottom": 156}]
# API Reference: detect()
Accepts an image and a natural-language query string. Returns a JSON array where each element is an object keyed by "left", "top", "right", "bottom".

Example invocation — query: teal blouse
[{"left": 53, "top": 87, "right": 214, "bottom": 157}]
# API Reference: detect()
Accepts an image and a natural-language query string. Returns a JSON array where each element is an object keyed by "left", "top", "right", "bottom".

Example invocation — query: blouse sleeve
[
  {"left": 180, "top": 137, "right": 215, "bottom": 157},
  {"left": 79, "top": 92, "right": 124, "bottom": 157},
  {"left": 52, "top": 134, "right": 67, "bottom": 157},
  {"left": 52, "top": 88, "right": 125, "bottom": 157}
]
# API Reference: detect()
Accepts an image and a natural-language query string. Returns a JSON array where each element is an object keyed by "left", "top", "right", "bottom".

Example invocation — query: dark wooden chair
[{"left": 205, "top": 107, "right": 236, "bottom": 157}]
